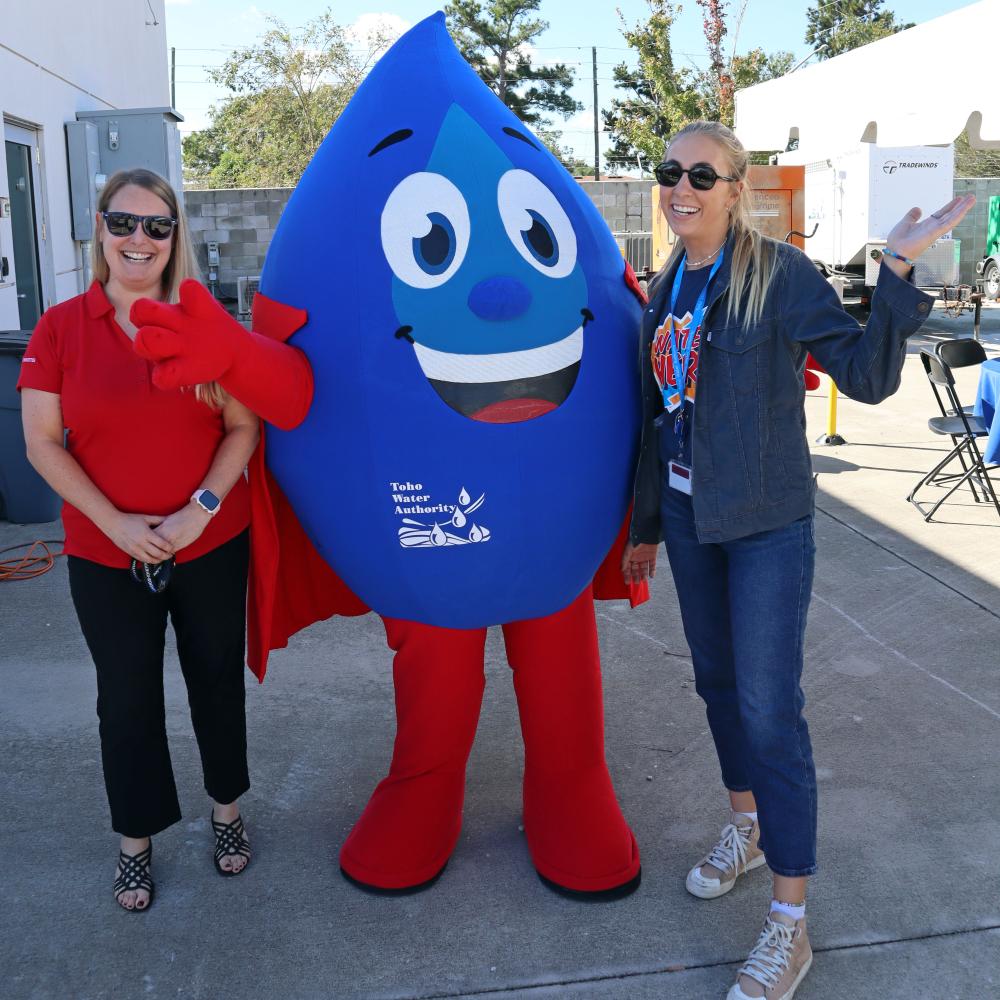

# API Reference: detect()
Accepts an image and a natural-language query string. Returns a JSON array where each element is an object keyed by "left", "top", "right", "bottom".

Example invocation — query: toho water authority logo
[{"left": 390, "top": 481, "right": 492, "bottom": 548}]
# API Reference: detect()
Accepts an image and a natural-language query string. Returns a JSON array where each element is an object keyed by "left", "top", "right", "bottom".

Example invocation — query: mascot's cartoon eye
[
  {"left": 415, "top": 213, "right": 457, "bottom": 275},
  {"left": 381, "top": 173, "right": 470, "bottom": 288},
  {"left": 497, "top": 169, "right": 577, "bottom": 279}
]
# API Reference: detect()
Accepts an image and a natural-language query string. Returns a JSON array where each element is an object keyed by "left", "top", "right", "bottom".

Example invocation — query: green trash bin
[{"left": 0, "top": 329, "right": 61, "bottom": 524}]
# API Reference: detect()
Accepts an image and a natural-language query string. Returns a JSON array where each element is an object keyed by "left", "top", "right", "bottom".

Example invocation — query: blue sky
[{"left": 163, "top": 0, "right": 975, "bottom": 164}]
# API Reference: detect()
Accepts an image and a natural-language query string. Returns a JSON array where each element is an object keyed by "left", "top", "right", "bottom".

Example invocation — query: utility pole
[
  {"left": 592, "top": 46, "right": 600, "bottom": 181},
  {"left": 171, "top": 47, "right": 176, "bottom": 108}
]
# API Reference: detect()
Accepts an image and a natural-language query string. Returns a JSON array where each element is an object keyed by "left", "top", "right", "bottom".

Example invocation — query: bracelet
[{"left": 881, "top": 247, "right": 915, "bottom": 267}]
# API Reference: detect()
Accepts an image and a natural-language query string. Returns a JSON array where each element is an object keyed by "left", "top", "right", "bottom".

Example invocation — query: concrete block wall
[
  {"left": 578, "top": 179, "right": 653, "bottom": 234},
  {"left": 181, "top": 180, "right": 654, "bottom": 301},
  {"left": 184, "top": 188, "right": 293, "bottom": 297},
  {"left": 953, "top": 177, "right": 1000, "bottom": 285}
]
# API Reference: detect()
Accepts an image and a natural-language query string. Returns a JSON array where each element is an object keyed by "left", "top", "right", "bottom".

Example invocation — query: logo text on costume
[
  {"left": 391, "top": 482, "right": 492, "bottom": 548},
  {"left": 21, "top": 356, "right": 36, "bottom": 363}
]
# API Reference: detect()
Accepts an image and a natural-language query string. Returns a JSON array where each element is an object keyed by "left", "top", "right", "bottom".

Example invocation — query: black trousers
[{"left": 68, "top": 530, "right": 250, "bottom": 838}]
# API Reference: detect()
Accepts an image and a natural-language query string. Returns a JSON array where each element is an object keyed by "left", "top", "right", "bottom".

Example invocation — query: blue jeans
[{"left": 660, "top": 481, "right": 818, "bottom": 878}]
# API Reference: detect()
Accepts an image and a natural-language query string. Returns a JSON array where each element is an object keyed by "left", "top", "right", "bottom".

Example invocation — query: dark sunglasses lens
[
  {"left": 688, "top": 167, "right": 719, "bottom": 190},
  {"left": 105, "top": 212, "right": 138, "bottom": 236},
  {"left": 655, "top": 162, "right": 683, "bottom": 187},
  {"left": 143, "top": 216, "right": 175, "bottom": 240}
]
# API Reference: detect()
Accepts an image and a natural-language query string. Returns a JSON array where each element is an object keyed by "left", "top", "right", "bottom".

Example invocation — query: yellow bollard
[{"left": 817, "top": 378, "right": 846, "bottom": 446}]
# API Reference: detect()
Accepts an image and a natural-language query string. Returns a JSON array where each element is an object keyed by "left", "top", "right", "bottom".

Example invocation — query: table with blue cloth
[{"left": 974, "top": 357, "right": 1000, "bottom": 465}]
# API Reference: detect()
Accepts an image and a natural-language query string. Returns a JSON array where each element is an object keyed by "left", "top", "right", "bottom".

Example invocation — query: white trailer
[{"left": 777, "top": 142, "right": 956, "bottom": 291}]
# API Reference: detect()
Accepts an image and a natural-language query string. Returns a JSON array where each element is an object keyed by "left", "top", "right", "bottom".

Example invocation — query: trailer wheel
[{"left": 985, "top": 260, "right": 1000, "bottom": 299}]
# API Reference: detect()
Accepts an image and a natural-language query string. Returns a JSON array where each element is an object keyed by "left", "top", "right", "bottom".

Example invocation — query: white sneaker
[
  {"left": 727, "top": 911, "right": 813, "bottom": 1000},
  {"left": 685, "top": 812, "right": 766, "bottom": 899}
]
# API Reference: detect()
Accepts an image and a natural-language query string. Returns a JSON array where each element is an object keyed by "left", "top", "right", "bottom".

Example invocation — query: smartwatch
[{"left": 191, "top": 488, "right": 221, "bottom": 516}]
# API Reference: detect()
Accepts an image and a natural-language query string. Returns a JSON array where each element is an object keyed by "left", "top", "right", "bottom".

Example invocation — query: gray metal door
[{"left": 4, "top": 139, "right": 43, "bottom": 329}]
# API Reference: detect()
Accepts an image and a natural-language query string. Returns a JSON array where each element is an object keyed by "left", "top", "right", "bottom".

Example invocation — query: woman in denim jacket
[{"left": 622, "top": 121, "right": 972, "bottom": 1000}]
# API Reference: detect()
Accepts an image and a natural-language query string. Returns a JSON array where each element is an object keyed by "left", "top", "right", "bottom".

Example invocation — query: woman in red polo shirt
[{"left": 19, "top": 169, "right": 259, "bottom": 912}]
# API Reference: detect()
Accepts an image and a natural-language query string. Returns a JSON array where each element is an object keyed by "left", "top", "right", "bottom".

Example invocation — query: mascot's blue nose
[{"left": 467, "top": 276, "right": 532, "bottom": 321}]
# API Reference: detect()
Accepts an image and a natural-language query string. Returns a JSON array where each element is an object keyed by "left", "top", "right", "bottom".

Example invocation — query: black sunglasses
[
  {"left": 130, "top": 557, "right": 175, "bottom": 594},
  {"left": 654, "top": 160, "right": 737, "bottom": 191},
  {"left": 101, "top": 211, "right": 178, "bottom": 240}
]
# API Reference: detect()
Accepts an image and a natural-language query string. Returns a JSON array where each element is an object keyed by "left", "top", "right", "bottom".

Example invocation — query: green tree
[
  {"left": 805, "top": 0, "right": 913, "bottom": 60},
  {"left": 536, "top": 128, "right": 594, "bottom": 176},
  {"left": 605, "top": 0, "right": 791, "bottom": 168},
  {"left": 954, "top": 130, "right": 1000, "bottom": 178},
  {"left": 182, "top": 10, "right": 393, "bottom": 188},
  {"left": 604, "top": 1, "right": 700, "bottom": 170},
  {"left": 445, "top": 0, "right": 580, "bottom": 125}
]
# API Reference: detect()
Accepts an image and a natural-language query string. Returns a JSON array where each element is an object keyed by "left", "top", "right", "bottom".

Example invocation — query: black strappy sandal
[
  {"left": 113, "top": 842, "right": 155, "bottom": 912},
  {"left": 211, "top": 812, "right": 251, "bottom": 877}
]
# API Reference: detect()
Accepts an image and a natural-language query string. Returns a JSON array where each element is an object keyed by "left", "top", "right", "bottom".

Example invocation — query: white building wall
[{"left": 0, "top": 1, "right": 169, "bottom": 328}]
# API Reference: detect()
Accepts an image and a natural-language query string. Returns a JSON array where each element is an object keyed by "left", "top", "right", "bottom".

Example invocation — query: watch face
[{"left": 199, "top": 490, "right": 220, "bottom": 512}]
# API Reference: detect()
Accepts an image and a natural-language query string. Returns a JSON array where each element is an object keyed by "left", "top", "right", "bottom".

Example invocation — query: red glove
[
  {"left": 132, "top": 279, "right": 248, "bottom": 388},
  {"left": 132, "top": 279, "right": 313, "bottom": 430}
]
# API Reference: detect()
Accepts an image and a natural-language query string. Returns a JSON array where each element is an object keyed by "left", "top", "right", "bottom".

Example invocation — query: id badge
[{"left": 668, "top": 460, "right": 693, "bottom": 495}]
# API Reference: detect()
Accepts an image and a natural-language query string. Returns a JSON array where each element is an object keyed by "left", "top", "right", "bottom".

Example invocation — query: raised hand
[
  {"left": 886, "top": 195, "right": 975, "bottom": 262},
  {"left": 132, "top": 279, "right": 249, "bottom": 390}
]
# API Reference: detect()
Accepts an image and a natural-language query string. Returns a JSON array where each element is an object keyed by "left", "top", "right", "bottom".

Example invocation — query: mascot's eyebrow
[
  {"left": 502, "top": 126, "right": 539, "bottom": 150},
  {"left": 368, "top": 129, "right": 414, "bottom": 157}
]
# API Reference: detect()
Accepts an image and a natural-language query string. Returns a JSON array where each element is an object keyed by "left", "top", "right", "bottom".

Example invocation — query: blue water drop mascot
[{"left": 133, "top": 11, "right": 646, "bottom": 897}]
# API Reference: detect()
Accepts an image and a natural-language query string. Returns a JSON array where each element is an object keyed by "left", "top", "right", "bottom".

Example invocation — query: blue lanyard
[{"left": 664, "top": 249, "right": 725, "bottom": 408}]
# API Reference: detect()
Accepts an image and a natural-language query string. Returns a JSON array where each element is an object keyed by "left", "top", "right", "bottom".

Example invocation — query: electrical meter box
[
  {"left": 65, "top": 121, "right": 101, "bottom": 241},
  {"left": 651, "top": 164, "right": 806, "bottom": 273},
  {"left": 66, "top": 108, "right": 184, "bottom": 240}
]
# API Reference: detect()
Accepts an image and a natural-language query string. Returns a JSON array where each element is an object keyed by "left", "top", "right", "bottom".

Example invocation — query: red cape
[
  {"left": 805, "top": 354, "right": 824, "bottom": 391},
  {"left": 246, "top": 269, "right": 649, "bottom": 680}
]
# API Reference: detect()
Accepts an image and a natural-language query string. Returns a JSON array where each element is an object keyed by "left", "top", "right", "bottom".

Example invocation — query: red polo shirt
[{"left": 17, "top": 282, "right": 250, "bottom": 568}]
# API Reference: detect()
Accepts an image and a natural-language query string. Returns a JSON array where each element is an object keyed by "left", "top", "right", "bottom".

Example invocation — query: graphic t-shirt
[{"left": 651, "top": 264, "right": 714, "bottom": 466}]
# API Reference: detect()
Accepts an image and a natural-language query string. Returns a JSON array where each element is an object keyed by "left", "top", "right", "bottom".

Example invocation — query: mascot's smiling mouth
[
  {"left": 397, "top": 311, "right": 592, "bottom": 424},
  {"left": 414, "top": 325, "right": 581, "bottom": 423}
]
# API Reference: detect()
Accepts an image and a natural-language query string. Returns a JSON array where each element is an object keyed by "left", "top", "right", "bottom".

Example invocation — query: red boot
[
  {"left": 503, "top": 588, "right": 641, "bottom": 897},
  {"left": 339, "top": 618, "right": 487, "bottom": 891}
]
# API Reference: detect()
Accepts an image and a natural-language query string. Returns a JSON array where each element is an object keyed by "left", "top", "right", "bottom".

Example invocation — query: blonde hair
[
  {"left": 92, "top": 169, "right": 226, "bottom": 409},
  {"left": 660, "top": 121, "right": 777, "bottom": 329}
]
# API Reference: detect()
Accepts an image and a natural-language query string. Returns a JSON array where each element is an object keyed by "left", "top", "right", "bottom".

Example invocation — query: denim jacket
[{"left": 630, "top": 233, "right": 934, "bottom": 545}]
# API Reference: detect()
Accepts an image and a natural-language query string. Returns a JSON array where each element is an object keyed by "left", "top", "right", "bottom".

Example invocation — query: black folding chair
[
  {"left": 918, "top": 350, "right": 979, "bottom": 501},
  {"left": 907, "top": 345, "right": 1000, "bottom": 521},
  {"left": 933, "top": 339, "right": 977, "bottom": 417}
]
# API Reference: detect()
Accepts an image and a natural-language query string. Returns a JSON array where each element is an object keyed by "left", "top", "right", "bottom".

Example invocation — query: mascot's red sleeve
[{"left": 246, "top": 277, "right": 648, "bottom": 681}]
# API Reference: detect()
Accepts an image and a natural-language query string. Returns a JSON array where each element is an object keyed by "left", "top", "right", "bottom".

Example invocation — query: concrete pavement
[{"left": 1, "top": 304, "right": 998, "bottom": 1000}]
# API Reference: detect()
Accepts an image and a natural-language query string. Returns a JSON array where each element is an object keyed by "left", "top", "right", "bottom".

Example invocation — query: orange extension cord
[{"left": 0, "top": 540, "right": 64, "bottom": 581}]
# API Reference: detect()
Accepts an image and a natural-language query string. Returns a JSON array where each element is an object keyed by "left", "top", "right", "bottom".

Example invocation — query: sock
[
  {"left": 735, "top": 810, "right": 758, "bottom": 824},
  {"left": 771, "top": 898, "right": 806, "bottom": 921}
]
